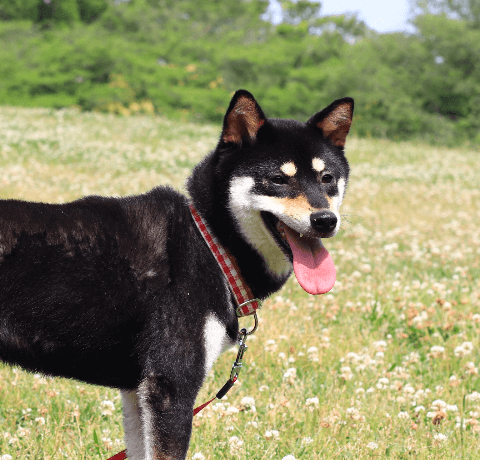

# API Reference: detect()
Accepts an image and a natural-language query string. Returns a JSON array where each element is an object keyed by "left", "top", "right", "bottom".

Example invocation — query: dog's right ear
[
  {"left": 221, "top": 90, "right": 266, "bottom": 146},
  {"left": 307, "top": 97, "right": 354, "bottom": 149}
]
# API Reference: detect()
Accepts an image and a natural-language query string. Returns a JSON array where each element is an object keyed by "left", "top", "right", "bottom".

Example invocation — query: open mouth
[{"left": 261, "top": 212, "right": 336, "bottom": 295}]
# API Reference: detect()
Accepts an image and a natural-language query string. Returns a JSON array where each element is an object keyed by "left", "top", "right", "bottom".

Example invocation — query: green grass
[{"left": 0, "top": 106, "right": 479, "bottom": 459}]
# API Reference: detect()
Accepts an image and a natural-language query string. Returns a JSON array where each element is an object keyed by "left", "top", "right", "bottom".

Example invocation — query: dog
[{"left": 0, "top": 90, "right": 353, "bottom": 459}]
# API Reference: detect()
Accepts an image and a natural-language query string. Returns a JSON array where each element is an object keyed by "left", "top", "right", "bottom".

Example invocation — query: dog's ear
[
  {"left": 308, "top": 97, "right": 354, "bottom": 149},
  {"left": 221, "top": 90, "right": 266, "bottom": 145}
]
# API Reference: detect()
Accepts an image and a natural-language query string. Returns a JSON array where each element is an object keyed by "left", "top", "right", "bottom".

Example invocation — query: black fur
[{"left": 0, "top": 90, "right": 353, "bottom": 459}]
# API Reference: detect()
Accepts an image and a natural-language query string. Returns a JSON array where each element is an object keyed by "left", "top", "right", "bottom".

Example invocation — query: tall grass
[{"left": 0, "top": 107, "right": 479, "bottom": 459}]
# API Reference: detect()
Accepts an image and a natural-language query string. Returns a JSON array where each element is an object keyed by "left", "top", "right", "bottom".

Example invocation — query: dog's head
[
  {"left": 221, "top": 90, "right": 353, "bottom": 295},
  {"left": 189, "top": 90, "right": 353, "bottom": 296}
]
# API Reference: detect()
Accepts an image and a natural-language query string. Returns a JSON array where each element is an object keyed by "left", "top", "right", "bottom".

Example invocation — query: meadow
[{"left": 0, "top": 106, "right": 479, "bottom": 459}]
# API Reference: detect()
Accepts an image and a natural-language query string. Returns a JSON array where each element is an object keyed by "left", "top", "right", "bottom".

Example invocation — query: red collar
[{"left": 189, "top": 204, "right": 261, "bottom": 317}]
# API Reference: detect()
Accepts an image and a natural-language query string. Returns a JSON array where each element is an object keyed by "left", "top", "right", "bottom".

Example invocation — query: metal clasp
[{"left": 229, "top": 328, "right": 249, "bottom": 381}]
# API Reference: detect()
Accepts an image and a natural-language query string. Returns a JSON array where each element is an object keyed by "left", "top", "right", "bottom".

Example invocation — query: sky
[
  {"left": 268, "top": 0, "right": 415, "bottom": 34},
  {"left": 320, "top": 0, "right": 413, "bottom": 33}
]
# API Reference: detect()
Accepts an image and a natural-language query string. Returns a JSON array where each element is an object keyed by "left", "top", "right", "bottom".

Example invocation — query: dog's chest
[{"left": 203, "top": 312, "right": 235, "bottom": 375}]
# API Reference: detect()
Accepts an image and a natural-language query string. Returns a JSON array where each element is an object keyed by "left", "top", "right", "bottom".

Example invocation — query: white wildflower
[
  {"left": 228, "top": 435, "right": 244, "bottom": 455},
  {"left": 264, "top": 429, "right": 280, "bottom": 440},
  {"left": 433, "top": 433, "right": 448, "bottom": 442},
  {"left": 240, "top": 397, "right": 256, "bottom": 412},
  {"left": 454, "top": 341, "right": 474, "bottom": 357},
  {"left": 301, "top": 436, "right": 314, "bottom": 446},
  {"left": 366, "top": 441, "right": 379, "bottom": 450},
  {"left": 305, "top": 397, "right": 319, "bottom": 411},
  {"left": 283, "top": 367, "right": 297, "bottom": 383}
]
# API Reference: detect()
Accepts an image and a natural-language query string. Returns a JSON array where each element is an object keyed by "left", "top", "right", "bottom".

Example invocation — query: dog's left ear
[
  {"left": 221, "top": 90, "right": 266, "bottom": 145},
  {"left": 308, "top": 97, "right": 354, "bottom": 149}
]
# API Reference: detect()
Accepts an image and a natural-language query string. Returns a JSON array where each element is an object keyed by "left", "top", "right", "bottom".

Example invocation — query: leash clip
[{"left": 229, "top": 328, "right": 248, "bottom": 381}]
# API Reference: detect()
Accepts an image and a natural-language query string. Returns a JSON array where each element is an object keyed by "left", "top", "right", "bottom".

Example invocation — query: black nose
[{"left": 310, "top": 211, "right": 337, "bottom": 233}]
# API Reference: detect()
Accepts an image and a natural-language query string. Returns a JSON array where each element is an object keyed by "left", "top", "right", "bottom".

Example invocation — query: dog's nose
[{"left": 310, "top": 211, "right": 337, "bottom": 233}]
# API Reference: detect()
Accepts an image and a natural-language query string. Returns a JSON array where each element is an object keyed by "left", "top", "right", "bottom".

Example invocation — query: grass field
[{"left": 0, "top": 106, "right": 479, "bottom": 460}]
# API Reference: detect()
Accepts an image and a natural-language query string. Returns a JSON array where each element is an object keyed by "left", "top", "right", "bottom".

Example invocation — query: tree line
[{"left": 1, "top": 0, "right": 479, "bottom": 146}]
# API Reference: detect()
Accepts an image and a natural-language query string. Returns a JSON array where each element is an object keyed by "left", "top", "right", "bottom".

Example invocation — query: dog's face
[{"left": 220, "top": 90, "right": 353, "bottom": 295}]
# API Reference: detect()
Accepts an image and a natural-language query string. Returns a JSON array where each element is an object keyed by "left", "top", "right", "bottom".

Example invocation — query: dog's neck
[{"left": 188, "top": 175, "right": 291, "bottom": 299}]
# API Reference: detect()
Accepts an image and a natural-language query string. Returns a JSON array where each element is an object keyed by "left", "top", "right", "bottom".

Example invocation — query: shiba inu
[{"left": 0, "top": 90, "right": 353, "bottom": 459}]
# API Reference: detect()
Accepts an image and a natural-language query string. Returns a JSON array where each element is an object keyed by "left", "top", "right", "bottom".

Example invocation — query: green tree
[
  {"left": 0, "top": 0, "right": 39, "bottom": 21},
  {"left": 412, "top": 0, "right": 480, "bottom": 28}
]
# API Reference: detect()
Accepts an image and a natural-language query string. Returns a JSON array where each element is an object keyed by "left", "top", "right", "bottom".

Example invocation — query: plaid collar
[{"left": 189, "top": 204, "right": 261, "bottom": 317}]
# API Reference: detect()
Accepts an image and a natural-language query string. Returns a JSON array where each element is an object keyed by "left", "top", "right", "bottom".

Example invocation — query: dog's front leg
[
  {"left": 127, "top": 374, "right": 194, "bottom": 460},
  {"left": 121, "top": 389, "right": 146, "bottom": 459}
]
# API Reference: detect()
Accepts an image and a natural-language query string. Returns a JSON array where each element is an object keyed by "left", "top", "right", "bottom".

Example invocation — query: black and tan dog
[{"left": 0, "top": 90, "right": 353, "bottom": 459}]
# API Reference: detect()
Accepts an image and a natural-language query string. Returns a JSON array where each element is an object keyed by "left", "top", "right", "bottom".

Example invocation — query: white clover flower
[
  {"left": 446, "top": 404, "right": 459, "bottom": 412},
  {"left": 228, "top": 435, "right": 244, "bottom": 454},
  {"left": 403, "top": 385, "right": 415, "bottom": 395},
  {"left": 454, "top": 341, "right": 474, "bottom": 357},
  {"left": 340, "top": 366, "right": 353, "bottom": 380},
  {"left": 305, "top": 397, "right": 319, "bottom": 411},
  {"left": 100, "top": 400, "right": 115, "bottom": 415},
  {"left": 281, "top": 456, "right": 297, "bottom": 460},
  {"left": 283, "top": 367, "right": 297, "bottom": 383},
  {"left": 212, "top": 402, "right": 226, "bottom": 412},
  {"left": 366, "top": 441, "right": 379, "bottom": 450},
  {"left": 301, "top": 436, "right": 314, "bottom": 446},
  {"left": 397, "top": 411, "right": 410, "bottom": 420},
  {"left": 264, "top": 339, "right": 277, "bottom": 352},
  {"left": 465, "top": 362, "right": 479, "bottom": 375},
  {"left": 240, "top": 396, "right": 256, "bottom": 412},
  {"left": 373, "top": 340, "right": 387, "bottom": 350},
  {"left": 415, "top": 406, "right": 426, "bottom": 412},
  {"left": 100, "top": 400, "right": 115, "bottom": 410},
  {"left": 466, "top": 391, "right": 480, "bottom": 402},
  {"left": 429, "top": 345, "right": 445, "bottom": 358},
  {"left": 35, "top": 416, "right": 46, "bottom": 425},
  {"left": 226, "top": 406, "right": 239, "bottom": 414},
  {"left": 346, "top": 407, "right": 363, "bottom": 420},
  {"left": 433, "top": 433, "right": 448, "bottom": 442},
  {"left": 307, "top": 346, "right": 319, "bottom": 354},
  {"left": 431, "top": 400, "right": 447, "bottom": 411},
  {"left": 192, "top": 453, "right": 206, "bottom": 460},
  {"left": 264, "top": 429, "right": 280, "bottom": 440},
  {"left": 1, "top": 455, "right": 13, "bottom": 460}
]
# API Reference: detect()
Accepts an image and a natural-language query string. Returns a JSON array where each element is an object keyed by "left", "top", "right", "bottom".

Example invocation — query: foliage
[{"left": 0, "top": 0, "right": 479, "bottom": 146}]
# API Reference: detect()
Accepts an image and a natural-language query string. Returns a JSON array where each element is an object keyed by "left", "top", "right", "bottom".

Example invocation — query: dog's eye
[
  {"left": 321, "top": 174, "right": 334, "bottom": 184},
  {"left": 271, "top": 175, "right": 288, "bottom": 185}
]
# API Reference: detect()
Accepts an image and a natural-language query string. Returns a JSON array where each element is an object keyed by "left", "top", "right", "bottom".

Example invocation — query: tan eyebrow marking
[
  {"left": 312, "top": 158, "right": 325, "bottom": 172},
  {"left": 280, "top": 161, "right": 297, "bottom": 177}
]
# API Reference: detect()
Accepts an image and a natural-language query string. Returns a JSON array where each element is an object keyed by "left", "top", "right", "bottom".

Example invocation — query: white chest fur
[{"left": 203, "top": 312, "right": 234, "bottom": 375}]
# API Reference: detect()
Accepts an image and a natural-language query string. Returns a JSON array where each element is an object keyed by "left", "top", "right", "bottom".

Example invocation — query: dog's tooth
[{"left": 300, "top": 233, "right": 303, "bottom": 238}]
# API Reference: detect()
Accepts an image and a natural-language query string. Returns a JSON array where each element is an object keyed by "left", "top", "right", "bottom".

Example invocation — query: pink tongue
[{"left": 284, "top": 227, "right": 336, "bottom": 295}]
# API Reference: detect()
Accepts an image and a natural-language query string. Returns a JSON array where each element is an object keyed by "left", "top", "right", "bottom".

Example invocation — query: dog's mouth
[{"left": 261, "top": 212, "right": 336, "bottom": 295}]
